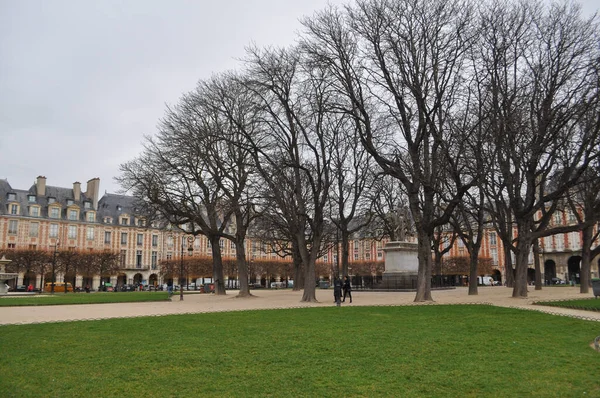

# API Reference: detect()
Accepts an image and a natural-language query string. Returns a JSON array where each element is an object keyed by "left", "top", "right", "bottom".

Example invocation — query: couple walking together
[{"left": 334, "top": 276, "right": 352, "bottom": 307}]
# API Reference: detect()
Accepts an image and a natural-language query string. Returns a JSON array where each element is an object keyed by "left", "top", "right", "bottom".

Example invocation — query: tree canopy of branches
[
  {"left": 118, "top": 0, "right": 599, "bottom": 303},
  {"left": 477, "top": 0, "right": 600, "bottom": 297}
]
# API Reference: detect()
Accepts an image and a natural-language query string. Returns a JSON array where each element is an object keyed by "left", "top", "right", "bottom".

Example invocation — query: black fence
[{"left": 350, "top": 274, "right": 466, "bottom": 290}]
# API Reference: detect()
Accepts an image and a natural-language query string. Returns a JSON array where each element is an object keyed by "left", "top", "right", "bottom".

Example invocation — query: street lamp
[{"left": 51, "top": 239, "right": 60, "bottom": 294}]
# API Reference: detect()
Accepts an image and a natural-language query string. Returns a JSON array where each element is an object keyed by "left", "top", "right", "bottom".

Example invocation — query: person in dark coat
[
  {"left": 342, "top": 276, "right": 352, "bottom": 303},
  {"left": 333, "top": 277, "right": 343, "bottom": 307}
]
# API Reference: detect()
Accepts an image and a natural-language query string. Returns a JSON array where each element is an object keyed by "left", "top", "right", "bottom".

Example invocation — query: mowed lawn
[
  {"left": 0, "top": 292, "right": 171, "bottom": 306},
  {"left": 536, "top": 298, "right": 600, "bottom": 312},
  {"left": 1, "top": 305, "right": 599, "bottom": 397}
]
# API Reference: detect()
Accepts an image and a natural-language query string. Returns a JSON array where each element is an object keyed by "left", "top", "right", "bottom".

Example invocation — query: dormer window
[
  {"left": 84, "top": 201, "right": 91, "bottom": 209},
  {"left": 10, "top": 204, "right": 19, "bottom": 215},
  {"left": 30, "top": 206, "right": 40, "bottom": 217},
  {"left": 7, "top": 193, "right": 16, "bottom": 201},
  {"left": 67, "top": 199, "right": 74, "bottom": 206},
  {"left": 49, "top": 207, "right": 60, "bottom": 218},
  {"left": 87, "top": 212, "right": 95, "bottom": 222},
  {"left": 48, "top": 197, "right": 56, "bottom": 204},
  {"left": 69, "top": 209, "right": 78, "bottom": 221},
  {"left": 104, "top": 217, "right": 112, "bottom": 224},
  {"left": 28, "top": 195, "right": 36, "bottom": 203},
  {"left": 121, "top": 217, "right": 128, "bottom": 225}
]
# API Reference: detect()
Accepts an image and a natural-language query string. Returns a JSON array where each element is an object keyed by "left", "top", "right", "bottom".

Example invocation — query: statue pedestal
[{"left": 383, "top": 241, "right": 419, "bottom": 289}]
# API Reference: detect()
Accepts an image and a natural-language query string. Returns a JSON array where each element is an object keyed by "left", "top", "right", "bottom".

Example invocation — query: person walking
[
  {"left": 333, "top": 277, "right": 343, "bottom": 307},
  {"left": 342, "top": 275, "right": 352, "bottom": 303}
]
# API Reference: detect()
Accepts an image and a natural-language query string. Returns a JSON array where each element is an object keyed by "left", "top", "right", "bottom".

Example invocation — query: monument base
[
  {"left": 379, "top": 241, "right": 420, "bottom": 290},
  {"left": 381, "top": 271, "right": 418, "bottom": 290}
]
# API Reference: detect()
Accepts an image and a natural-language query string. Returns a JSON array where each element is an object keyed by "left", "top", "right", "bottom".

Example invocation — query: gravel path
[{"left": 1, "top": 286, "right": 599, "bottom": 325}]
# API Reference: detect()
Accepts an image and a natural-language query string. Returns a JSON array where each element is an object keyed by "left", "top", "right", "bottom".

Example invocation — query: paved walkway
[{"left": 1, "top": 286, "right": 599, "bottom": 325}]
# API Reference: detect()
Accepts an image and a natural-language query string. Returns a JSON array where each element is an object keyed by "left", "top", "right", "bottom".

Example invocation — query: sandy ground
[{"left": 0, "top": 286, "right": 599, "bottom": 325}]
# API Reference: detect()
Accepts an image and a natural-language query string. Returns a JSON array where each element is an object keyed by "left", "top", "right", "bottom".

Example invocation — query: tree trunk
[
  {"left": 468, "top": 251, "right": 478, "bottom": 296},
  {"left": 64, "top": 265, "right": 69, "bottom": 294},
  {"left": 414, "top": 228, "right": 433, "bottom": 302},
  {"left": 512, "top": 233, "right": 531, "bottom": 298},
  {"left": 235, "top": 238, "right": 252, "bottom": 298},
  {"left": 341, "top": 230, "right": 350, "bottom": 278},
  {"left": 292, "top": 242, "right": 303, "bottom": 291},
  {"left": 299, "top": 235, "right": 318, "bottom": 303},
  {"left": 533, "top": 239, "right": 542, "bottom": 291},
  {"left": 504, "top": 244, "right": 514, "bottom": 288},
  {"left": 580, "top": 226, "right": 593, "bottom": 294},
  {"left": 209, "top": 235, "right": 226, "bottom": 295}
]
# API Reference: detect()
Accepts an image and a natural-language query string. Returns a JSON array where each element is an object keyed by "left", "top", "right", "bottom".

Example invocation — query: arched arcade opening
[
  {"left": 544, "top": 260, "right": 556, "bottom": 285},
  {"left": 568, "top": 256, "right": 581, "bottom": 284},
  {"left": 527, "top": 268, "right": 536, "bottom": 285}
]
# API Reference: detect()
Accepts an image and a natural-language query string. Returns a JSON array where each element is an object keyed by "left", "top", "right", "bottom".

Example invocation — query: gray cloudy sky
[
  {"left": 0, "top": 0, "right": 597, "bottom": 195},
  {"left": 0, "top": 0, "right": 342, "bottom": 194}
]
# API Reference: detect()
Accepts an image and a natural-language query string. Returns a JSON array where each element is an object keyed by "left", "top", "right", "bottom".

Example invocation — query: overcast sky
[{"left": 0, "top": 0, "right": 597, "bottom": 196}]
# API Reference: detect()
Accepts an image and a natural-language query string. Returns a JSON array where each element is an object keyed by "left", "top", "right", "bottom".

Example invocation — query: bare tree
[
  {"left": 478, "top": 0, "right": 600, "bottom": 297},
  {"left": 329, "top": 116, "right": 376, "bottom": 278},
  {"left": 567, "top": 162, "right": 600, "bottom": 293},
  {"left": 56, "top": 249, "right": 81, "bottom": 293},
  {"left": 450, "top": 188, "right": 487, "bottom": 295},
  {"left": 118, "top": 84, "right": 250, "bottom": 296},
  {"left": 302, "top": 0, "right": 477, "bottom": 301},
  {"left": 367, "top": 175, "right": 410, "bottom": 242},
  {"left": 240, "top": 45, "right": 335, "bottom": 302},
  {"left": 94, "top": 250, "right": 121, "bottom": 285},
  {"left": 194, "top": 74, "right": 265, "bottom": 297},
  {"left": 431, "top": 223, "right": 458, "bottom": 278},
  {"left": 0, "top": 249, "right": 48, "bottom": 290}
]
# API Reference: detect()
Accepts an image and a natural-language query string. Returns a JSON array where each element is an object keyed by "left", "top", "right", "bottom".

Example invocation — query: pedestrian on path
[
  {"left": 342, "top": 276, "right": 352, "bottom": 303},
  {"left": 333, "top": 277, "right": 343, "bottom": 307}
]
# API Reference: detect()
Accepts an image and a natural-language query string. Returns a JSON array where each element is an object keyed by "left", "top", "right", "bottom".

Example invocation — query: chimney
[
  {"left": 73, "top": 182, "right": 81, "bottom": 201},
  {"left": 36, "top": 176, "right": 46, "bottom": 196},
  {"left": 85, "top": 178, "right": 100, "bottom": 210}
]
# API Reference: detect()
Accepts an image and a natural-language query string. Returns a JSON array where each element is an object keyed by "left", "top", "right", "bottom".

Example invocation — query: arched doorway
[
  {"left": 568, "top": 256, "right": 581, "bottom": 284},
  {"left": 81, "top": 276, "right": 93, "bottom": 290},
  {"left": 149, "top": 274, "right": 159, "bottom": 287},
  {"left": 492, "top": 269, "right": 502, "bottom": 285},
  {"left": 133, "top": 273, "right": 143, "bottom": 285},
  {"left": 117, "top": 273, "right": 127, "bottom": 290},
  {"left": 527, "top": 268, "right": 536, "bottom": 285},
  {"left": 544, "top": 260, "right": 556, "bottom": 285},
  {"left": 64, "top": 271, "right": 77, "bottom": 290},
  {"left": 23, "top": 271, "right": 37, "bottom": 289}
]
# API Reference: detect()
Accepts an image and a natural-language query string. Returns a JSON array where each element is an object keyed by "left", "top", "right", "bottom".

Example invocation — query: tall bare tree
[
  {"left": 478, "top": 0, "right": 600, "bottom": 297},
  {"left": 241, "top": 45, "right": 335, "bottom": 302},
  {"left": 193, "top": 74, "right": 263, "bottom": 297},
  {"left": 118, "top": 92, "right": 234, "bottom": 295},
  {"left": 302, "top": 0, "right": 477, "bottom": 301},
  {"left": 567, "top": 162, "right": 600, "bottom": 293},
  {"left": 329, "top": 116, "right": 376, "bottom": 278}
]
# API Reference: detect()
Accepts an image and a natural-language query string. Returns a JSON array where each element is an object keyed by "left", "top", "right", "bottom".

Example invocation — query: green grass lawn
[
  {"left": 0, "top": 291, "right": 170, "bottom": 306},
  {"left": 535, "top": 298, "right": 600, "bottom": 312},
  {"left": 0, "top": 305, "right": 599, "bottom": 397}
]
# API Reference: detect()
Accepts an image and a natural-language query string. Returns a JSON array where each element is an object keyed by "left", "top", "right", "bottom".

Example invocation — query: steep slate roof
[
  {"left": 97, "top": 193, "right": 143, "bottom": 226},
  {"left": 34, "top": 185, "right": 94, "bottom": 219},
  {"left": 0, "top": 179, "right": 93, "bottom": 220}
]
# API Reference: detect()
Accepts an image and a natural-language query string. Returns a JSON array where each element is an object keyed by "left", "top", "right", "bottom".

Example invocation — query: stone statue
[{"left": 394, "top": 206, "right": 414, "bottom": 242}]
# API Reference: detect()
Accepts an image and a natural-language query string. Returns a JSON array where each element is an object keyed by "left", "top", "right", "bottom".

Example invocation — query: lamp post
[
  {"left": 179, "top": 237, "right": 184, "bottom": 301},
  {"left": 179, "top": 235, "right": 194, "bottom": 301},
  {"left": 51, "top": 239, "right": 60, "bottom": 294}
]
